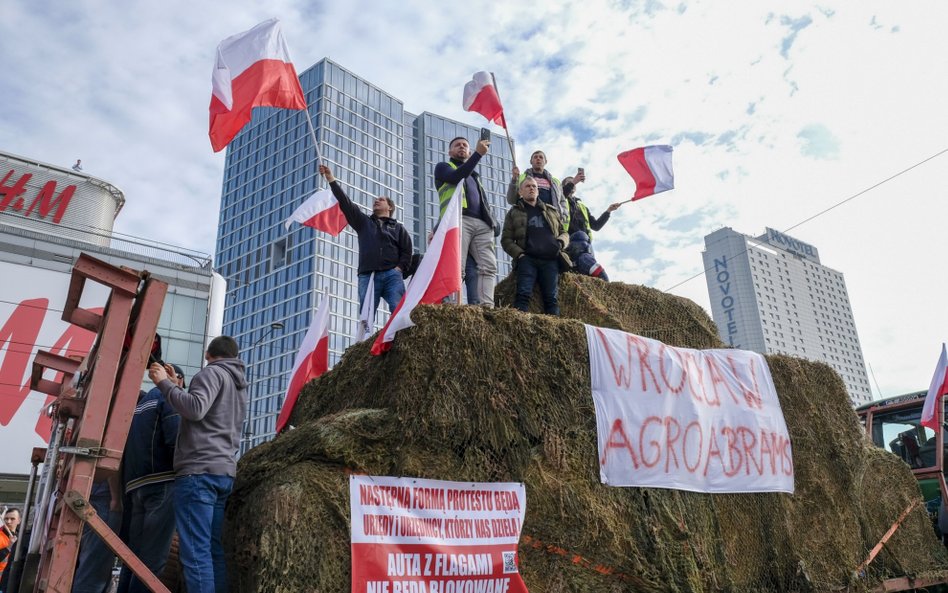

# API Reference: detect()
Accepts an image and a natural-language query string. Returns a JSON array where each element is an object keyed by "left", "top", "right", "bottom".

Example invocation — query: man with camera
[
  {"left": 506, "top": 150, "right": 569, "bottom": 231},
  {"left": 433, "top": 133, "right": 498, "bottom": 307}
]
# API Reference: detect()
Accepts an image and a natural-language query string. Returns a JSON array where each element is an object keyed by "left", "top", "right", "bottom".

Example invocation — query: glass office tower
[{"left": 216, "top": 59, "right": 514, "bottom": 451}]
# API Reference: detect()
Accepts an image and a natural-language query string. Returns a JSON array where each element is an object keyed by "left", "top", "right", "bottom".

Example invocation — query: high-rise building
[
  {"left": 215, "top": 59, "right": 515, "bottom": 451},
  {"left": 702, "top": 227, "right": 873, "bottom": 405}
]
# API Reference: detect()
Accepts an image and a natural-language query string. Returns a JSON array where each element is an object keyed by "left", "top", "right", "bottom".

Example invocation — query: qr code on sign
[{"left": 502, "top": 551, "right": 518, "bottom": 574}]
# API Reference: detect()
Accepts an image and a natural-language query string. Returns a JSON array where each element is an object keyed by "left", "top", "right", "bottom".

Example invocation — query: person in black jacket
[
  {"left": 318, "top": 164, "right": 413, "bottom": 320},
  {"left": 562, "top": 173, "right": 622, "bottom": 241}
]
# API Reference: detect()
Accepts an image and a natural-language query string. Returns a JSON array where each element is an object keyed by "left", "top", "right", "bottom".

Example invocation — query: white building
[
  {"left": 0, "top": 150, "right": 225, "bottom": 503},
  {"left": 702, "top": 227, "right": 873, "bottom": 405}
]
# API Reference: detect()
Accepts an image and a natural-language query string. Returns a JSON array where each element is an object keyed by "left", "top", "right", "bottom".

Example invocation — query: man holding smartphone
[
  {"left": 433, "top": 131, "right": 498, "bottom": 307},
  {"left": 506, "top": 150, "right": 570, "bottom": 232},
  {"left": 562, "top": 168, "right": 622, "bottom": 241}
]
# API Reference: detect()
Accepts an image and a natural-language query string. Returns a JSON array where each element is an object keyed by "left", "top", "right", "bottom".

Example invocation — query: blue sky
[{"left": 2, "top": 1, "right": 947, "bottom": 397}]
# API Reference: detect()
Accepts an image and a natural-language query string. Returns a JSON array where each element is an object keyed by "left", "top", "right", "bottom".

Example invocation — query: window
[
  {"left": 870, "top": 407, "right": 938, "bottom": 470},
  {"left": 270, "top": 238, "right": 288, "bottom": 271}
]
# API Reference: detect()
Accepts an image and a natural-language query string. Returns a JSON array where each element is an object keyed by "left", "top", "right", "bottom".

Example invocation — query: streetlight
[{"left": 242, "top": 321, "right": 285, "bottom": 453}]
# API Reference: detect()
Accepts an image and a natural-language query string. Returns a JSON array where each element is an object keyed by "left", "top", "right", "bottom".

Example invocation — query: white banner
[{"left": 585, "top": 325, "right": 794, "bottom": 493}]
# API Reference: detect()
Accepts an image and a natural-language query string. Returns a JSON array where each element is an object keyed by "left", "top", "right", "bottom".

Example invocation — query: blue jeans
[
  {"left": 358, "top": 268, "right": 405, "bottom": 319},
  {"left": 72, "top": 482, "right": 122, "bottom": 593},
  {"left": 117, "top": 482, "right": 175, "bottom": 593},
  {"left": 464, "top": 255, "right": 479, "bottom": 305},
  {"left": 175, "top": 474, "right": 233, "bottom": 593},
  {"left": 514, "top": 255, "right": 560, "bottom": 315}
]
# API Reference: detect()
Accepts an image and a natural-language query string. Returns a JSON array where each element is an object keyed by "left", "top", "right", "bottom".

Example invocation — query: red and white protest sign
[
  {"left": 585, "top": 325, "right": 794, "bottom": 494},
  {"left": 350, "top": 475, "right": 528, "bottom": 593}
]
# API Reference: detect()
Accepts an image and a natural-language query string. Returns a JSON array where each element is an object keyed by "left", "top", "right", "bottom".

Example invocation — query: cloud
[
  {"left": 778, "top": 15, "right": 814, "bottom": 57},
  {"left": 797, "top": 124, "right": 840, "bottom": 159}
]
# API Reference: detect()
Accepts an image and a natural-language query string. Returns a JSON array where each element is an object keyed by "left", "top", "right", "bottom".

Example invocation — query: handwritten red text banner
[
  {"left": 585, "top": 325, "right": 794, "bottom": 493},
  {"left": 350, "top": 476, "right": 528, "bottom": 593}
]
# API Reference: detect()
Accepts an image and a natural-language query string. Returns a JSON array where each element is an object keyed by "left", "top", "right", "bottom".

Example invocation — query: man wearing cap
[{"left": 118, "top": 366, "right": 183, "bottom": 593}]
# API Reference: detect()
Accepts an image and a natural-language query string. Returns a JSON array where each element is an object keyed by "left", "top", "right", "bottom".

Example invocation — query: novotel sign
[
  {"left": 712, "top": 256, "right": 740, "bottom": 347},
  {"left": 763, "top": 227, "right": 819, "bottom": 262}
]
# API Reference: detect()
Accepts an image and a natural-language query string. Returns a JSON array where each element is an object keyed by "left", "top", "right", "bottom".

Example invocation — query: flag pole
[
  {"left": 455, "top": 183, "right": 463, "bottom": 304},
  {"left": 490, "top": 72, "right": 516, "bottom": 165},
  {"left": 303, "top": 107, "right": 324, "bottom": 180}
]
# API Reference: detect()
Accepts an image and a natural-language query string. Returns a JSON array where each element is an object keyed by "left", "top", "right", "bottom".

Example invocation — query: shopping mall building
[{"left": 0, "top": 150, "right": 224, "bottom": 503}]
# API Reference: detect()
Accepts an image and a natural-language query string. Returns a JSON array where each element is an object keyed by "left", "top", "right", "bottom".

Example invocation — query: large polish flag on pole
[
  {"left": 275, "top": 292, "right": 331, "bottom": 433},
  {"left": 284, "top": 188, "right": 348, "bottom": 236},
  {"left": 370, "top": 185, "right": 462, "bottom": 355},
  {"left": 921, "top": 344, "right": 948, "bottom": 430},
  {"left": 462, "top": 71, "right": 507, "bottom": 127},
  {"left": 209, "top": 19, "right": 307, "bottom": 152},
  {"left": 617, "top": 145, "right": 675, "bottom": 201}
]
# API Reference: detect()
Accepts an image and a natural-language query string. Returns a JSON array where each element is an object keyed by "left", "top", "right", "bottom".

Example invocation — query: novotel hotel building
[{"left": 702, "top": 226, "right": 873, "bottom": 405}]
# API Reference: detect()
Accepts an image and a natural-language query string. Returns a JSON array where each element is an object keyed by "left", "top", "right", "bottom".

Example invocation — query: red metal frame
[{"left": 23, "top": 254, "right": 170, "bottom": 593}]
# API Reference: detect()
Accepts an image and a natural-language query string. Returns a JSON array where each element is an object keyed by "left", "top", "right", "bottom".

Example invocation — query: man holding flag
[
  {"left": 434, "top": 136, "right": 498, "bottom": 307},
  {"left": 318, "top": 165, "right": 412, "bottom": 321}
]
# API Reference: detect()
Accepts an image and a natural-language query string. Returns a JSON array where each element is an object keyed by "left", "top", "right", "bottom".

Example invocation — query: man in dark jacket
[
  {"left": 318, "top": 164, "right": 412, "bottom": 320},
  {"left": 148, "top": 336, "right": 247, "bottom": 593},
  {"left": 433, "top": 136, "right": 497, "bottom": 307},
  {"left": 118, "top": 365, "right": 183, "bottom": 593},
  {"left": 501, "top": 177, "right": 569, "bottom": 315}
]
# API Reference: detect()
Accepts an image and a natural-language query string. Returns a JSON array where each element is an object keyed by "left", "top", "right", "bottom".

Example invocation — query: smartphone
[
  {"left": 480, "top": 127, "right": 491, "bottom": 142},
  {"left": 578, "top": 167, "right": 585, "bottom": 176}
]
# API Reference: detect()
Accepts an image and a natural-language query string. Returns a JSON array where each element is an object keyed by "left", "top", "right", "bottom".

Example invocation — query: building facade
[
  {"left": 215, "top": 59, "right": 515, "bottom": 451},
  {"left": 702, "top": 226, "right": 873, "bottom": 405},
  {"left": 0, "top": 150, "right": 222, "bottom": 503}
]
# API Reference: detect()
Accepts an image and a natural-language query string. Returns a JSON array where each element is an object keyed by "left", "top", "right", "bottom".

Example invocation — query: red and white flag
[
  {"left": 284, "top": 188, "right": 348, "bottom": 236},
  {"left": 921, "top": 343, "right": 948, "bottom": 430},
  {"left": 370, "top": 185, "right": 462, "bottom": 355},
  {"left": 209, "top": 19, "right": 307, "bottom": 152},
  {"left": 462, "top": 71, "right": 506, "bottom": 128},
  {"left": 275, "top": 292, "right": 331, "bottom": 433},
  {"left": 617, "top": 145, "right": 675, "bottom": 201}
]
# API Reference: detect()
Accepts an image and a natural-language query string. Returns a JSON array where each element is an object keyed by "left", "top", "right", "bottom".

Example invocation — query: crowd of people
[
  {"left": 62, "top": 338, "right": 246, "bottom": 593},
  {"left": 323, "top": 135, "right": 625, "bottom": 322}
]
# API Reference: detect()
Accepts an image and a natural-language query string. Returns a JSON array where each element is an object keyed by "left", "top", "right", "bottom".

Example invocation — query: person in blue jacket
[{"left": 118, "top": 365, "right": 183, "bottom": 593}]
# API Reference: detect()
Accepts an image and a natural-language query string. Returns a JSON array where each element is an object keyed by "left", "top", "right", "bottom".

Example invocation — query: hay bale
[{"left": 225, "top": 277, "right": 947, "bottom": 593}]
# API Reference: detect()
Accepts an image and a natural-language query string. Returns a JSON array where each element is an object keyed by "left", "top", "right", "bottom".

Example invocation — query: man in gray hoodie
[{"left": 148, "top": 335, "right": 247, "bottom": 593}]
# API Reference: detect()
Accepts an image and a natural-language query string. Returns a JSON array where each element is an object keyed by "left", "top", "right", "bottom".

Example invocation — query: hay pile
[{"left": 225, "top": 275, "right": 947, "bottom": 592}]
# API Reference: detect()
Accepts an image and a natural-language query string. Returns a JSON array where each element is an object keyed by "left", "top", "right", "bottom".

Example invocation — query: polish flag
[
  {"left": 921, "top": 344, "right": 948, "bottom": 430},
  {"left": 209, "top": 19, "right": 307, "bottom": 152},
  {"left": 284, "top": 188, "right": 348, "bottom": 236},
  {"left": 617, "top": 145, "right": 675, "bottom": 201},
  {"left": 462, "top": 71, "right": 507, "bottom": 128},
  {"left": 370, "top": 185, "right": 462, "bottom": 355},
  {"left": 275, "top": 292, "right": 331, "bottom": 433}
]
